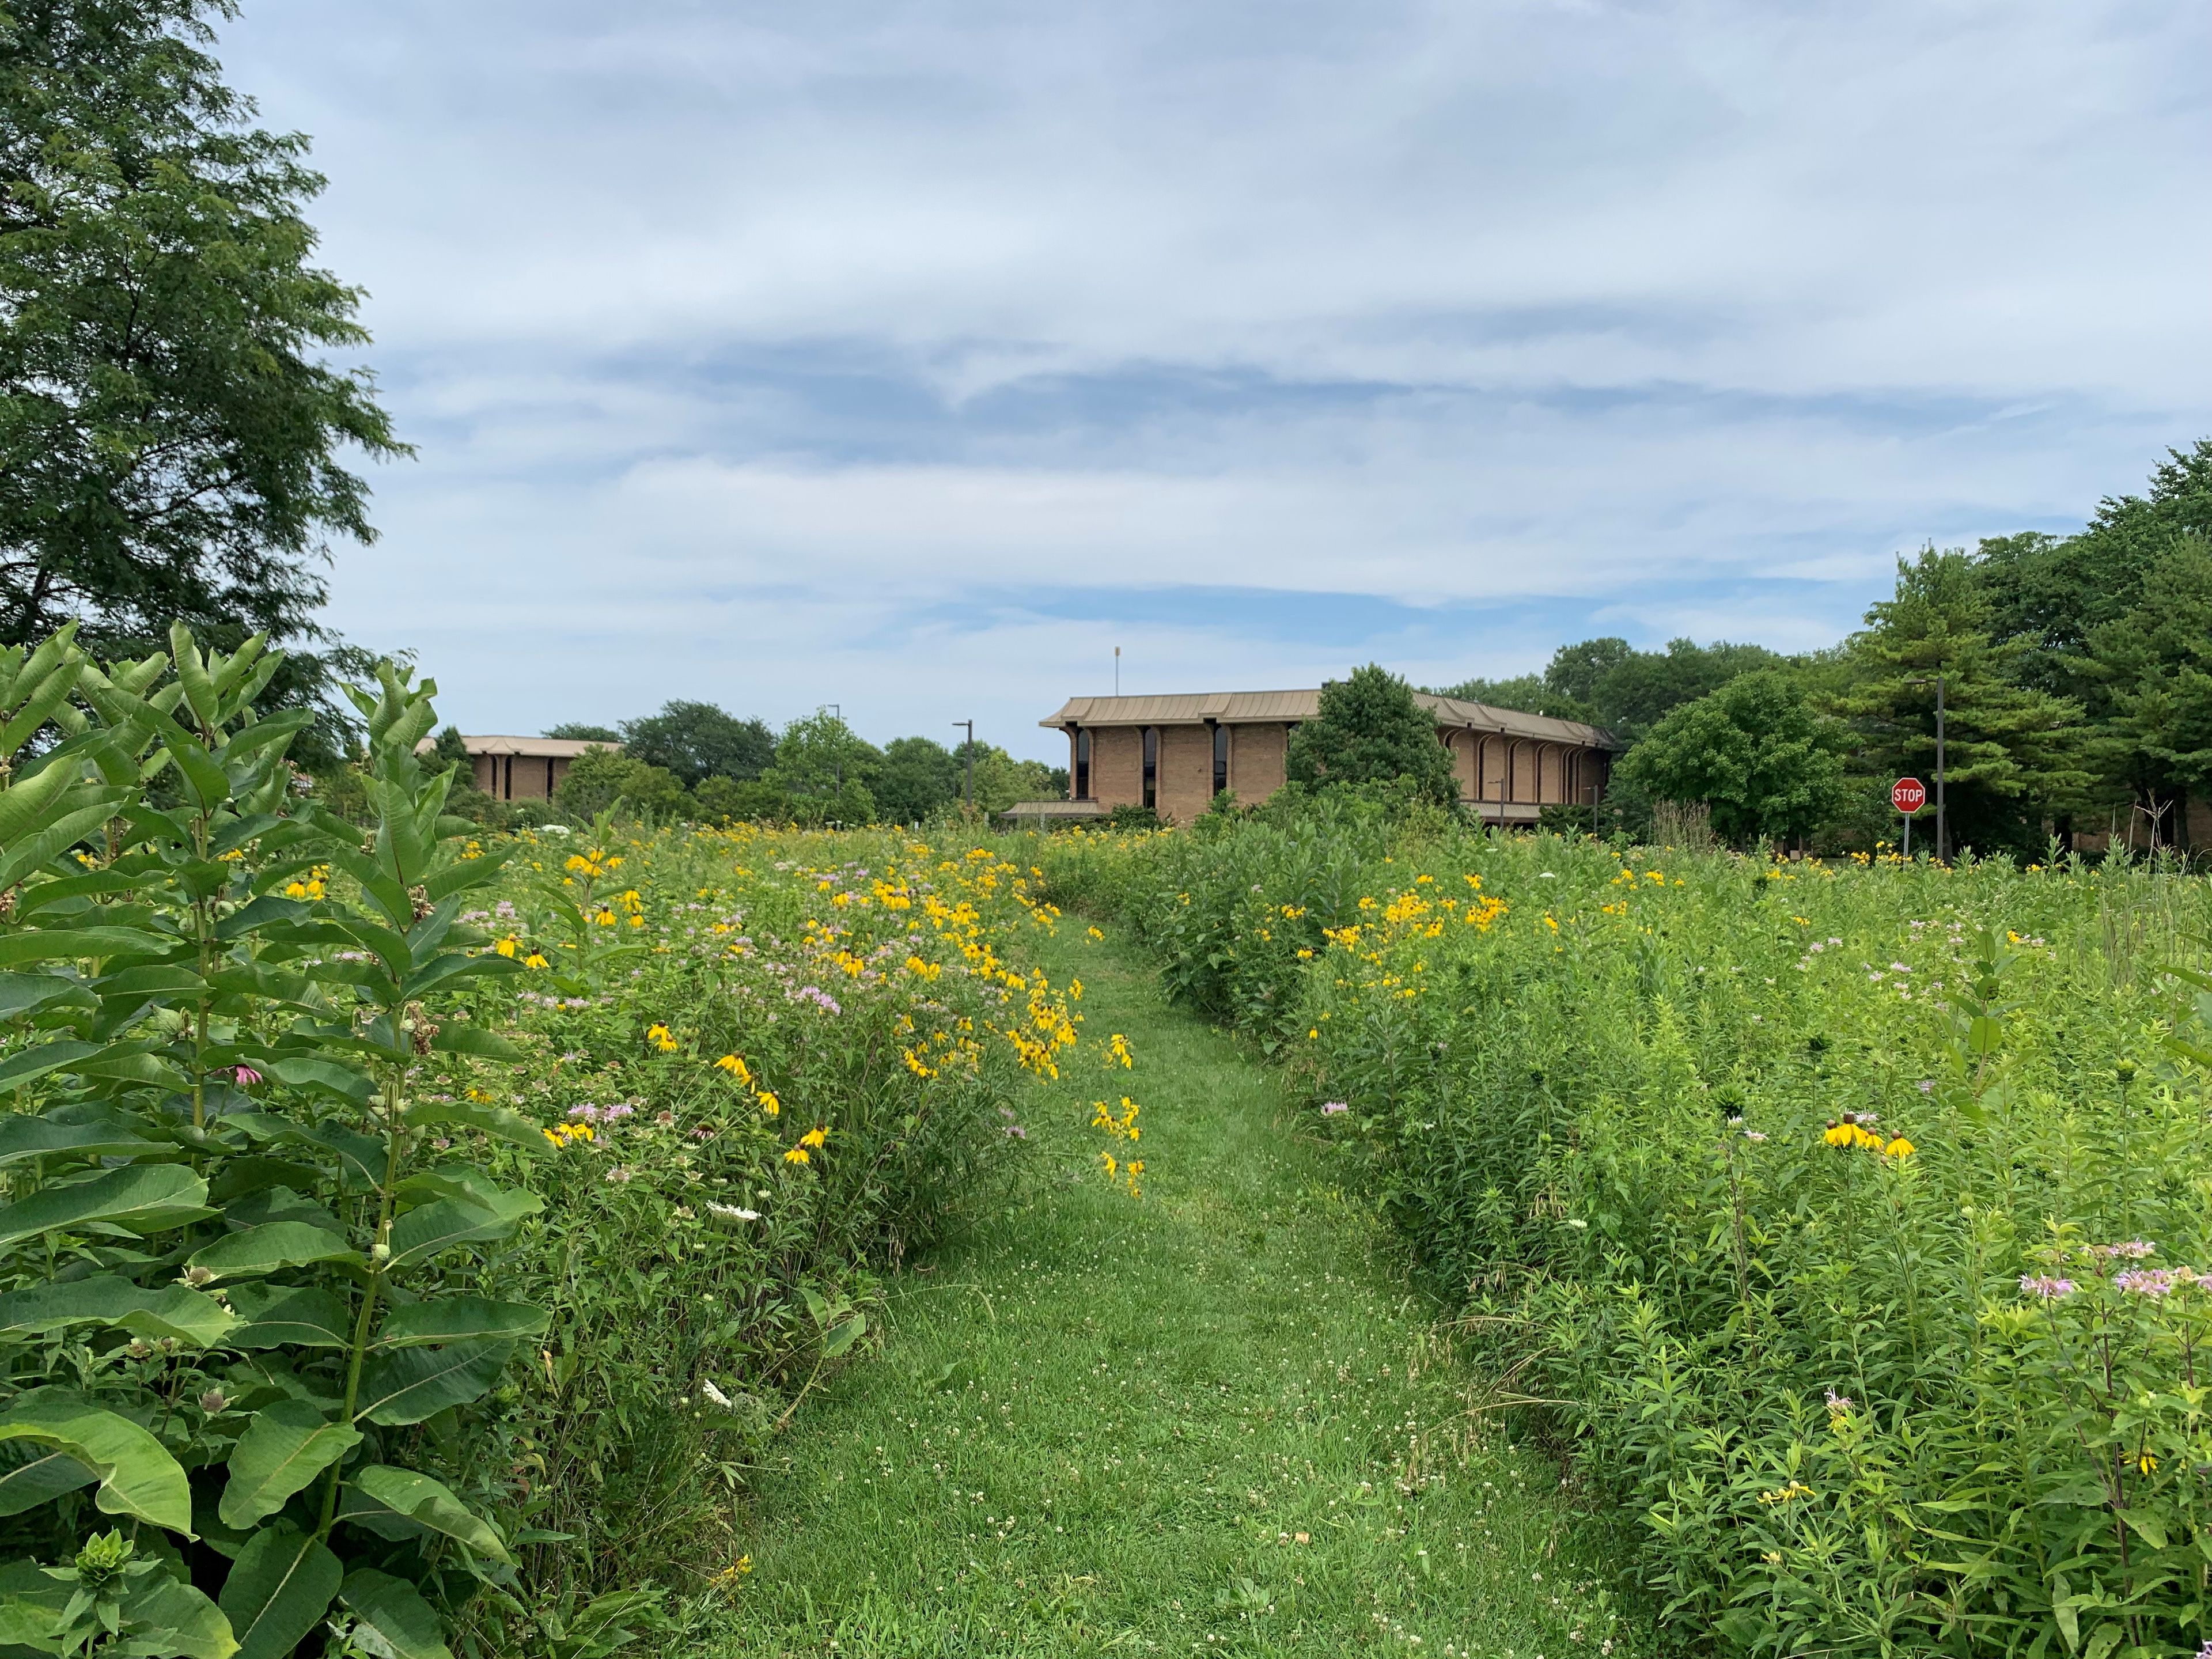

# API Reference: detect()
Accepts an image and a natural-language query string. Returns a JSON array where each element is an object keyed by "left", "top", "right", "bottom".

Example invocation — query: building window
[
  {"left": 1212, "top": 724, "right": 1229, "bottom": 796},
  {"left": 1074, "top": 729, "right": 1091, "bottom": 800},
  {"left": 1142, "top": 727, "right": 1158, "bottom": 810}
]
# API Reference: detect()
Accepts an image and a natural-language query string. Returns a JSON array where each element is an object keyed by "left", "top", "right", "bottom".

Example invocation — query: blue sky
[{"left": 222, "top": 0, "right": 2210, "bottom": 762}]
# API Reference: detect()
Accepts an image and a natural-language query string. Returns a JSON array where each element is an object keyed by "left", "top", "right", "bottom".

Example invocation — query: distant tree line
[
  {"left": 1432, "top": 440, "right": 2212, "bottom": 857},
  {"left": 441, "top": 700, "right": 1066, "bottom": 828}
]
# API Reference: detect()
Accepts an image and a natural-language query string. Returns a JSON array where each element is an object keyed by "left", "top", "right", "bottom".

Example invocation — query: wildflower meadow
[
  {"left": 0, "top": 625, "right": 1113, "bottom": 1657},
  {"left": 1039, "top": 798, "right": 2212, "bottom": 1659}
]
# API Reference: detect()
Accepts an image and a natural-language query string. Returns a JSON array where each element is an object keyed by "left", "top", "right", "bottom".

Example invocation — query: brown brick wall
[
  {"left": 1092, "top": 726, "right": 1144, "bottom": 809},
  {"left": 1157, "top": 725, "right": 1215, "bottom": 824},
  {"left": 1476, "top": 736, "right": 1505, "bottom": 802},
  {"left": 1229, "top": 723, "right": 1289, "bottom": 802},
  {"left": 1448, "top": 730, "right": 1476, "bottom": 800}
]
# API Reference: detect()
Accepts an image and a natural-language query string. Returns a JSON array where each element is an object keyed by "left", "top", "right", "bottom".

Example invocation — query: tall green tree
[
  {"left": 875, "top": 734, "right": 960, "bottom": 822},
  {"left": 761, "top": 709, "right": 878, "bottom": 824},
  {"left": 1619, "top": 671, "right": 1847, "bottom": 846},
  {"left": 0, "top": 0, "right": 404, "bottom": 758},
  {"left": 1834, "top": 547, "right": 2091, "bottom": 855},
  {"left": 2081, "top": 533, "right": 2212, "bottom": 841},
  {"left": 1435, "top": 636, "right": 1783, "bottom": 737},
  {"left": 1980, "top": 440, "right": 2212, "bottom": 673},
  {"left": 616, "top": 699, "right": 772, "bottom": 787},
  {"left": 1287, "top": 663, "right": 1455, "bottom": 805}
]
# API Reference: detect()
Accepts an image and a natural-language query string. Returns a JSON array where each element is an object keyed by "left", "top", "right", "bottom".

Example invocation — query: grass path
[{"left": 704, "top": 926, "right": 1633, "bottom": 1657}]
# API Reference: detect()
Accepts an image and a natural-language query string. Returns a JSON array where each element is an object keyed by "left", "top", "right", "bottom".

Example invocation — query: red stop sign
[{"left": 1892, "top": 777, "right": 1927, "bottom": 815}]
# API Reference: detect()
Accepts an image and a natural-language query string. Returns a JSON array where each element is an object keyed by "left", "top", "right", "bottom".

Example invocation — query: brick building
[
  {"left": 1038, "top": 689, "right": 1618, "bottom": 824},
  {"left": 440, "top": 736, "right": 619, "bottom": 802}
]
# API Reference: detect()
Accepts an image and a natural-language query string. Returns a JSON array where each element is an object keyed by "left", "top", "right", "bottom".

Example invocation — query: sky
[{"left": 219, "top": 0, "right": 2212, "bottom": 763}]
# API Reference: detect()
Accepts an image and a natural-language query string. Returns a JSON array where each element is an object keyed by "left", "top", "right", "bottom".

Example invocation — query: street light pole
[{"left": 953, "top": 720, "right": 974, "bottom": 814}]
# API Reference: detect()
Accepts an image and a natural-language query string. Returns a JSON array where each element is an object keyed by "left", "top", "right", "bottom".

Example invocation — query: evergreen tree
[
  {"left": 1287, "top": 664, "right": 1455, "bottom": 805},
  {"left": 1835, "top": 548, "right": 2091, "bottom": 855},
  {"left": 2082, "top": 534, "right": 2212, "bottom": 842}
]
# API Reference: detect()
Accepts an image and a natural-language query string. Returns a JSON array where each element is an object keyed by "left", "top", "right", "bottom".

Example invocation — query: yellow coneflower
[{"left": 783, "top": 1146, "right": 811, "bottom": 1164}]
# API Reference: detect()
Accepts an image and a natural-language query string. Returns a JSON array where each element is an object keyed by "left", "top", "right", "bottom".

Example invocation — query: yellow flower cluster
[
  {"left": 544, "top": 1121, "right": 595, "bottom": 1148},
  {"left": 1092, "top": 1096, "right": 1141, "bottom": 1142},
  {"left": 1822, "top": 1116, "right": 1915, "bottom": 1158},
  {"left": 283, "top": 865, "right": 330, "bottom": 900},
  {"left": 565, "top": 848, "right": 623, "bottom": 880}
]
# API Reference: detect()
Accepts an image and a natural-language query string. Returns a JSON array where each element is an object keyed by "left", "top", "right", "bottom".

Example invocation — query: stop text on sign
[{"left": 1892, "top": 777, "right": 1927, "bottom": 815}]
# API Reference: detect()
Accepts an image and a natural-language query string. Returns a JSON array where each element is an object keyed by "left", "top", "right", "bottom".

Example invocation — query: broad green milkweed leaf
[
  {"left": 0, "top": 1163, "right": 210, "bottom": 1251},
  {"left": 821, "top": 1312, "right": 868, "bottom": 1359},
  {"left": 0, "top": 972, "right": 94, "bottom": 1021},
  {"left": 220, "top": 1400, "right": 363, "bottom": 1529},
  {"left": 0, "top": 752, "right": 82, "bottom": 847},
  {"left": 339, "top": 1569, "right": 452, "bottom": 1659},
  {"left": 119, "top": 1570, "right": 238, "bottom": 1659},
  {"left": 0, "top": 1386, "right": 192, "bottom": 1532},
  {"left": 0, "top": 1038, "right": 184, "bottom": 1093},
  {"left": 402, "top": 1097, "right": 546, "bottom": 1153},
  {"left": 0, "top": 1040, "right": 101, "bottom": 1090},
  {"left": 0, "top": 1276, "right": 237, "bottom": 1347},
  {"left": 355, "top": 1341, "right": 513, "bottom": 1427},
  {"left": 425, "top": 1020, "right": 524, "bottom": 1061},
  {"left": 347, "top": 1465, "right": 511, "bottom": 1562},
  {"left": 0, "top": 1113, "right": 160, "bottom": 1167},
  {"left": 219, "top": 1524, "right": 341, "bottom": 1659},
  {"left": 374, "top": 1298, "right": 549, "bottom": 1349},
  {"left": 260, "top": 1054, "right": 373, "bottom": 1105},
  {"left": 0, "top": 1445, "right": 98, "bottom": 1515},
  {"left": 224, "top": 1283, "right": 353, "bottom": 1350},
  {"left": 190, "top": 1221, "right": 364, "bottom": 1281},
  {"left": 385, "top": 1189, "right": 541, "bottom": 1271},
  {"left": 0, "top": 926, "right": 170, "bottom": 967}
]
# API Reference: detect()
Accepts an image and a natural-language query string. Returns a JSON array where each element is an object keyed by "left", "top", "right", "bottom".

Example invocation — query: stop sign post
[{"left": 1893, "top": 776, "right": 1926, "bottom": 857}]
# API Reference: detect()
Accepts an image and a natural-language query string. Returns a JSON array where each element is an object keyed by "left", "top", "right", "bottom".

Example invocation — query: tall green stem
[{"left": 318, "top": 1063, "right": 406, "bottom": 1537}]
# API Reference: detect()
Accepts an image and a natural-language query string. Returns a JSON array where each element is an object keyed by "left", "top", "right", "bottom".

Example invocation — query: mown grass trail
[{"left": 702, "top": 926, "right": 1634, "bottom": 1657}]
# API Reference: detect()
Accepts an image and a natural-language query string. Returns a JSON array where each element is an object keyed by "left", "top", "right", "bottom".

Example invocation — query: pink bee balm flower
[{"left": 1320, "top": 1101, "right": 1350, "bottom": 1116}]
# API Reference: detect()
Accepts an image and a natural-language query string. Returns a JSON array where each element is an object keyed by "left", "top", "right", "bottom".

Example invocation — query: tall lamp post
[
  {"left": 1904, "top": 673, "right": 1947, "bottom": 862},
  {"left": 953, "top": 720, "right": 974, "bottom": 815}
]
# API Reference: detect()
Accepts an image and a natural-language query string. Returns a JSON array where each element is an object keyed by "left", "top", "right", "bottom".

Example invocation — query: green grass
[{"left": 694, "top": 926, "right": 1638, "bottom": 1657}]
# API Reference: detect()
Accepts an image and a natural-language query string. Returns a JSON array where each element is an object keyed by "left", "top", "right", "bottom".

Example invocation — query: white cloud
[{"left": 210, "top": 0, "right": 2212, "bottom": 751}]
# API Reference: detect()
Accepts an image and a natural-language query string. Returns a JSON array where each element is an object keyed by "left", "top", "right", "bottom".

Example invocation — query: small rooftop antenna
[{"left": 1114, "top": 645, "right": 1120, "bottom": 696}]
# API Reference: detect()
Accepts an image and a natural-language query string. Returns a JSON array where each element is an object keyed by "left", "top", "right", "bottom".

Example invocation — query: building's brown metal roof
[
  {"left": 1041, "top": 690, "right": 1618, "bottom": 749},
  {"left": 411, "top": 735, "right": 622, "bottom": 759}
]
